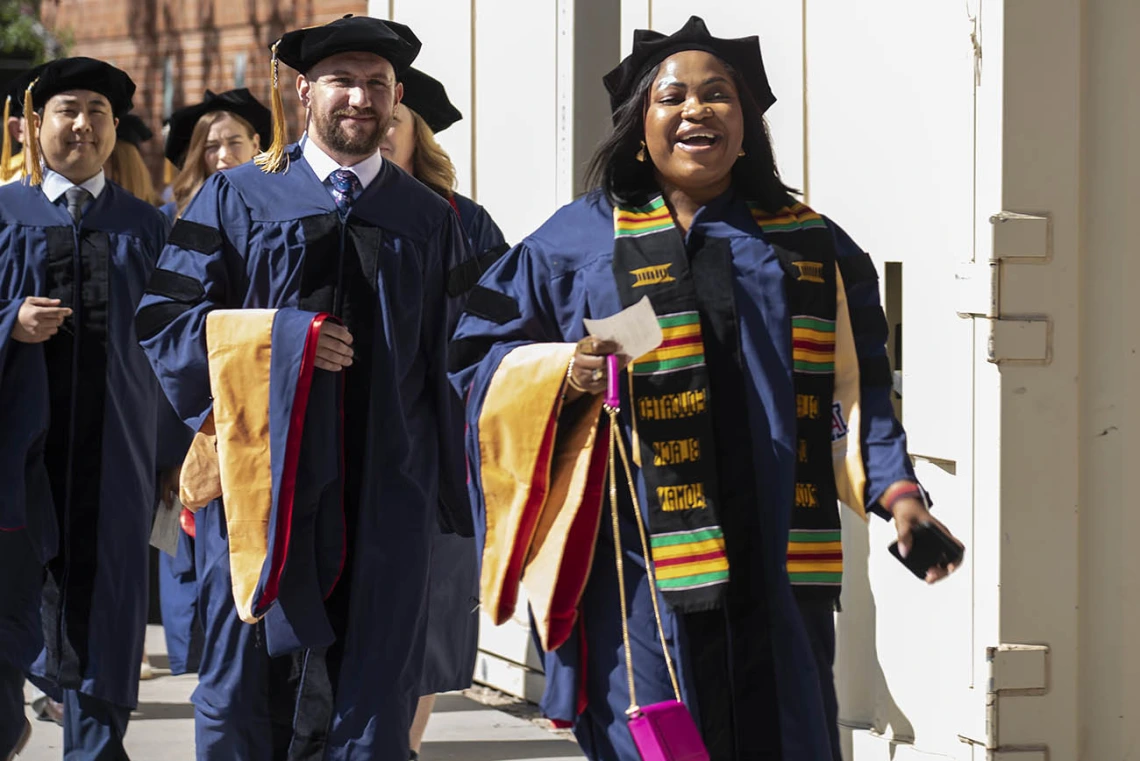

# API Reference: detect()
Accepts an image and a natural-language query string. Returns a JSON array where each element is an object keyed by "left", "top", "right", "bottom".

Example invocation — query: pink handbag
[{"left": 603, "top": 357, "right": 710, "bottom": 761}]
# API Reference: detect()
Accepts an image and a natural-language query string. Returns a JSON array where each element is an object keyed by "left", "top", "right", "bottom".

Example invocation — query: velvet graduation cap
[
  {"left": 257, "top": 14, "right": 422, "bottom": 172},
  {"left": 116, "top": 113, "right": 154, "bottom": 148},
  {"left": 602, "top": 15, "right": 776, "bottom": 121},
  {"left": 164, "top": 88, "right": 272, "bottom": 168},
  {"left": 399, "top": 68, "right": 462, "bottom": 134},
  {"left": 16, "top": 57, "right": 136, "bottom": 185}
]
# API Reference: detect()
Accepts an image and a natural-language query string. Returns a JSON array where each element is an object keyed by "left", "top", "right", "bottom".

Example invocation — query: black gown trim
[
  {"left": 41, "top": 227, "right": 111, "bottom": 688},
  {"left": 168, "top": 219, "right": 224, "bottom": 255},
  {"left": 464, "top": 286, "right": 520, "bottom": 325}
]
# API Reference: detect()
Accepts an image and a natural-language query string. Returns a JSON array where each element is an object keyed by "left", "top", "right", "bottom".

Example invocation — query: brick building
[{"left": 39, "top": 0, "right": 368, "bottom": 184}]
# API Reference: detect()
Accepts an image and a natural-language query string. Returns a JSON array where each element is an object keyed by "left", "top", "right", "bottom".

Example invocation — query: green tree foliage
[{"left": 0, "top": 1, "right": 67, "bottom": 63}]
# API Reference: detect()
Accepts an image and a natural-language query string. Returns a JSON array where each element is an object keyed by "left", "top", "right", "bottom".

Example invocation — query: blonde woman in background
[
  {"left": 161, "top": 88, "right": 270, "bottom": 221},
  {"left": 105, "top": 114, "right": 162, "bottom": 206},
  {"left": 148, "top": 93, "right": 269, "bottom": 679},
  {"left": 381, "top": 66, "right": 507, "bottom": 761}
]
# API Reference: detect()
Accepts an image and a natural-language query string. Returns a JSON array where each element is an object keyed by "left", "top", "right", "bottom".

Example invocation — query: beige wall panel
[
  {"left": 989, "top": 0, "right": 1080, "bottom": 756},
  {"left": 1078, "top": 0, "right": 1140, "bottom": 757}
]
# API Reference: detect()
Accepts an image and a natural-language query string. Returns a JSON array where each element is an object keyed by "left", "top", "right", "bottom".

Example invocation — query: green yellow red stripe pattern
[
  {"left": 792, "top": 316, "right": 835, "bottom": 374},
  {"left": 615, "top": 196, "right": 674, "bottom": 238},
  {"left": 750, "top": 202, "right": 828, "bottom": 233},
  {"left": 632, "top": 311, "right": 706, "bottom": 375},
  {"left": 651, "top": 527, "right": 730, "bottom": 590},
  {"left": 787, "top": 530, "right": 843, "bottom": 585}
]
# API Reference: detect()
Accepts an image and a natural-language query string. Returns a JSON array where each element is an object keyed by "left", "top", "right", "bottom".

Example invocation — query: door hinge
[
  {"left": 956, "top": 211, "right": 1053, "bottom": 364},
  {"left": 959, "top": 644, "right": 1050, "bottom": 760}
]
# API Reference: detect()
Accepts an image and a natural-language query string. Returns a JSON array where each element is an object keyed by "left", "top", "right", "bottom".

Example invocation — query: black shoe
[{"left": 409, "top": 751, "right": 419, "bottom": 761}]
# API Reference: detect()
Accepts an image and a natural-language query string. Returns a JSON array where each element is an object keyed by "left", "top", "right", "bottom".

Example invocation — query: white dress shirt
[
  {"left": 301, "top": 134, "right": 383, "bottom": 199},
  {"left": 41, "top": 168, "right": 107, "bottom": 204}
]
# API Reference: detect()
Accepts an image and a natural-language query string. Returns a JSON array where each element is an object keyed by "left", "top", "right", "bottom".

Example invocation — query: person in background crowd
[
  {"left": 103, "top": 110, "right": 198, "bottom": 686},
  {"left": 449, "top": 16, "right": 963, "bottom": 761},
  {"left": 104, "top": 113, "right": 163, "bottom": 207},
  {"left": 135, "top": 16, "right": 472, "bottom": 760},
  {"left": 0, "top": 65, "right": 44, "bottom": 185},
  {"left": 161, "top": 88, "right": 271, "bottom": 221},
  {"left": 105, "top": 110, "right": 167, "bottom": 685},
  {"left": 150, "top": 90, "right": 271, "bottom": 677},
  {"left": 381, "top": 65, "right": 507, "bottom": 761},
  {"left": 0, "top": 56, "right": 171, "bottom": 761}
]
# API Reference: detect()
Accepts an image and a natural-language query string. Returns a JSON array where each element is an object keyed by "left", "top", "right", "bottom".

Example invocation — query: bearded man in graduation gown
[
  {"left": 0, "top": 57, "right": 170, "bottom": 760},
  {"left": 135, "top": 15, "right": 472, "bottom": 761}
]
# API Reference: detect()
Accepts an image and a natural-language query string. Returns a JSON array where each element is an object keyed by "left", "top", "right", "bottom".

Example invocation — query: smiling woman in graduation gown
[
  {"left": 451, "top": 17, "right": 959, "bottom": 761},
  {"left": 135, "top": 16, "right": 471, "bottom": 761}
]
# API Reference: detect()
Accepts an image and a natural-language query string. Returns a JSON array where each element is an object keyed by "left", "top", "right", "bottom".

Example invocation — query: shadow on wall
[{"left": 835, "top": 508, "right": 914, "bottom": 757}]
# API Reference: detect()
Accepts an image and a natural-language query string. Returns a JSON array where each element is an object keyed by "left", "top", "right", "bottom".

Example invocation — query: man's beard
[{"left": 312, "top": 107, "right": 388, "bottom": 157}]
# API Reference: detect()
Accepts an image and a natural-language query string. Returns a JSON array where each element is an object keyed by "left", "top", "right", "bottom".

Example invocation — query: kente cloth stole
[
  {"left": 749, "top": 202, "right": 866, "bottom": 596},
  {"left": 611, "top": 196, "right": 730, "bottom": 612},
  {"left": 612, "top": 196, "right": 866, "bottom": 609}
]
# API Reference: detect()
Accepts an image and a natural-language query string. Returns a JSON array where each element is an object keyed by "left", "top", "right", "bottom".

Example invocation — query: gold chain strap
[{"left": 606, "top": 406, "right": 683, "bottom": 717}]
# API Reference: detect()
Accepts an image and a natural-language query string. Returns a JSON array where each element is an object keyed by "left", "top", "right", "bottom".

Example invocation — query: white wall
[{"left": 371, "top": 0, "right": 616, "bottom": 245}]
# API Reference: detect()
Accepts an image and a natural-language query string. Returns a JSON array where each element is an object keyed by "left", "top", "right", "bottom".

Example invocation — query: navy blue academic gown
[
  {"left": 450, "top": 191, "right": 916, "bottom": 761},
  {"left": 420, "top": 192, "right": 507, "bottom": 696},
  {"left": 136, "top": 146, "right": 471, "bottom": 761},
  {"left": 0, "top": 180, "right": 167, "bottom": 712}
]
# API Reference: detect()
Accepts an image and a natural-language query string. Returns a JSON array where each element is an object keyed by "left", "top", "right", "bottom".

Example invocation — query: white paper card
[
  {"left": 583, "top": 295, "right": 663, "bottom": 362},
  {"left": 150, "top": 496, "right": 182, "bottom": 557}
]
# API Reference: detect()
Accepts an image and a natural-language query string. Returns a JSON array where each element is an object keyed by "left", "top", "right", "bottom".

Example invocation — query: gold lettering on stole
[
  {"left": 657, "top": 483, "right": 707, "bottom": 511},
  {"left": 795, "top": 483, "right": 819, "bottom": 508},
  {"left": 652, "top": 438, "right": 701, "bottom": 466},
  {"left": 791, "top": 261, "right": 825, "bottom": 284},
  {"left": 796, "top": 394, "right": 820, "bottom": 420},
  {"left": 630, "top": 264, "right": 677, "bottom": 288},
  {"left": 638, "top": 389, "right": 708, "bottom": 421},
  {"left": 798, "top": 439, "right": 810, "bottom": 464}
]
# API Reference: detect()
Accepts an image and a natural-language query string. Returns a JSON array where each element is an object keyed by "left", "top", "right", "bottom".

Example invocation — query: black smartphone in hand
[{"left": 888, "top": 521, "right": 963, "bottom": 579}]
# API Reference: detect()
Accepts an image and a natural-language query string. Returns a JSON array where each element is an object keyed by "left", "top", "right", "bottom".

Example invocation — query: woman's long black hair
[{"left": 585, "top": 60, "right": 797, "bottom": 212}]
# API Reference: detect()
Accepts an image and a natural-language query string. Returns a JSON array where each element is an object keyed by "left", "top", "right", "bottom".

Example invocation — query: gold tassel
[
  {"left": 254, "top": 40, "right": 289, "bottom": 173},
  {"left": 23, "top": 79, "right": 42, "bottom": 186},
  {"left": 0, "top": 95, "right": 12, "bottom": 182}
]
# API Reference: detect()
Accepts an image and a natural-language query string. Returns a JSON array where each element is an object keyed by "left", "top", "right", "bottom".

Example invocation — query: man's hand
[
  {"left": 315, "top": 322, "right": 354, "bottom": 372},
  {"left": 893, "top": 495, "right": 964, "bottom": 584},
  {"left": 12, "top": 297, "right": 71, "bottom": 343}
]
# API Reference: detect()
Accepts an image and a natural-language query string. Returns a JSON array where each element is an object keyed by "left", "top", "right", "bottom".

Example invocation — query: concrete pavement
[{"left": 18, "top": 626, "right": 584, "bottom": 761}]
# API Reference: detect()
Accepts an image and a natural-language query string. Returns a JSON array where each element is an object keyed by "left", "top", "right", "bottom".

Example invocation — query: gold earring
[
  {"left": 636, "top": 141, "right": 647, "bottom": 163},
  {"left": 738, "top": 149, "right": 746, "bottom": 157}
]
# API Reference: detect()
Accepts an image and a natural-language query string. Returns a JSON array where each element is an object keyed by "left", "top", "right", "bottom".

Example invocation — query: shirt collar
[
  {"left": 301, "top": 133, "right": 383, "bottom": 190},
  {"left": 41, "top": 168, "right": 106, "bottom": 204}
]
